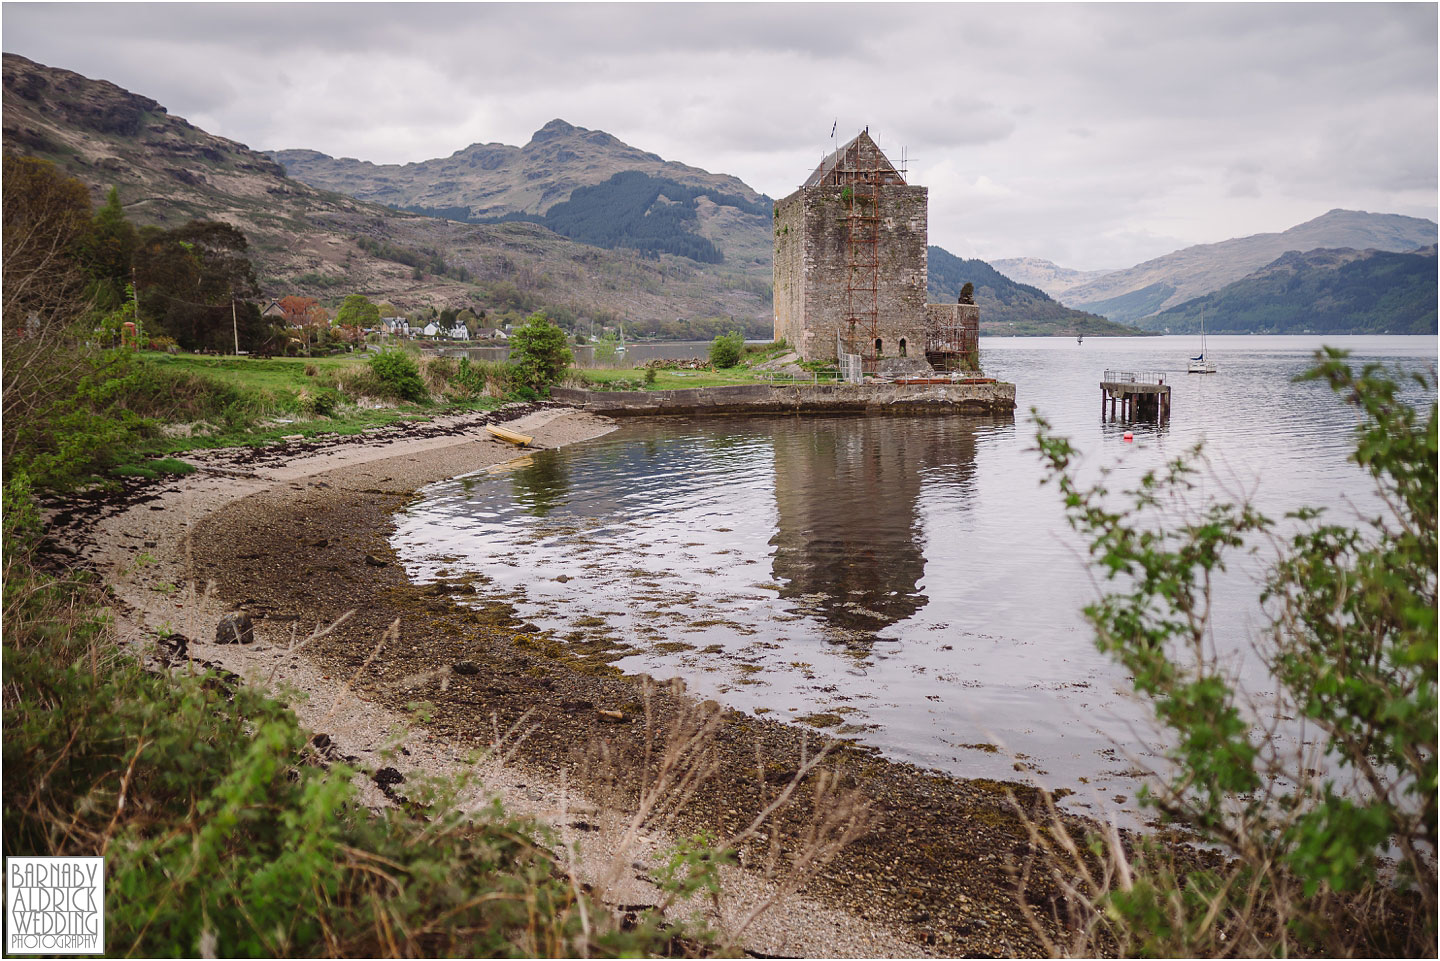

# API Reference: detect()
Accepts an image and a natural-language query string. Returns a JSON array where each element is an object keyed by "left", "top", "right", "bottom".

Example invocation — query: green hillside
[
  {"left": 1142, "top": 246, "right": 1438, "bottom": 334},
  {"left": 927, "top": 247, "right": 1143, "bottom": 336},
  {"left": 460, "top": 171, "right": 770, "bottom": 264}
]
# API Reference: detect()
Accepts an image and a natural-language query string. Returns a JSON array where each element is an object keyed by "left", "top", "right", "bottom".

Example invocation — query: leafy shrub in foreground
[
  {"left": 1032, "top": 350, "right": 1436, "bottom": 955},
  {"left": 1, "top": 498, "right": 683, "bottom": 956}
]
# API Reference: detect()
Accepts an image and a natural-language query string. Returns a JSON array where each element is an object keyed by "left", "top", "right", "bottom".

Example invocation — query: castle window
[
  {"left": 899, "top": 338, "right": 908, "bottom": 357},
  {"left": 875, "top": 338, "right": 883, "bottom": 356}
]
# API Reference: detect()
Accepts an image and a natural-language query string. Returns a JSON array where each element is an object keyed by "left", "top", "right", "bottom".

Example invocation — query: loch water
[{"left": 393, "top": 335, "right": 1436, "bottom": 819}]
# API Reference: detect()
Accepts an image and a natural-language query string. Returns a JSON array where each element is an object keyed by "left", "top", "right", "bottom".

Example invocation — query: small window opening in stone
[
  {"left": 899, "top": 338, "right": 908, "bottom": 357},
  {"left": 875, "top": 338, "right": 883, "bottom": 356}
]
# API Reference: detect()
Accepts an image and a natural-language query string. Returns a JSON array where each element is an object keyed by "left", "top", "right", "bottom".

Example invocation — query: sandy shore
[{"left": 66, "top": 404, "right": 962, "bottom": 958}]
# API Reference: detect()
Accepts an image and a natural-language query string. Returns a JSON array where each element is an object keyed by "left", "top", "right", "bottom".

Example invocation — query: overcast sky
[{"left": 4, "top": 2, "right": 1435, "bottom": 269}]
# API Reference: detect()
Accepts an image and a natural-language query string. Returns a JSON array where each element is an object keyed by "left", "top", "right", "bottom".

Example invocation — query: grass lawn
[
  {"left": 574, "top": 343, "right": 839, "bottom": 391},
  {"left": 127, "top": 350, "right": 503, "bottom": 463},
  {"left": 576, "top": 367, "right": 764, "bottom": 389},
  {"left": 138, "top": 350, "right": 370, "bottom": 399}
]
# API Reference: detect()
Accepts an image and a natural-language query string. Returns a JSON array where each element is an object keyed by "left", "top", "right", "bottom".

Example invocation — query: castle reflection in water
[{"left": 768, "top": 415, "right": 985, "bottom": 646}]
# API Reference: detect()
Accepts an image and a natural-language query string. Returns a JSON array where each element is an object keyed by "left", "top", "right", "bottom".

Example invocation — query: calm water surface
[{"left": 393, "top": 335, "right": 1436, "bottom": 820}]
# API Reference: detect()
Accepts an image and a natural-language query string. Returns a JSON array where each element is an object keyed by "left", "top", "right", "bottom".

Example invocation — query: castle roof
[{"left": 802, "top": 129, "right": 904, "bottom": 188}]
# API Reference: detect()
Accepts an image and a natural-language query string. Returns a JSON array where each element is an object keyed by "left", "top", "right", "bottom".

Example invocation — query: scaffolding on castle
[
  {"left": 925, "top": 311, "right": 980, "bottom": 372},
  {"left": 816, "top": 135, "right": 908, "bottom": 372}
]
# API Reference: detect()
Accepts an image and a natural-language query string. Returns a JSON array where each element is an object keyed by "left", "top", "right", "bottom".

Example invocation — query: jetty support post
[{"left": 1100, "top": 369, "right": 1171, "bottom": 426}]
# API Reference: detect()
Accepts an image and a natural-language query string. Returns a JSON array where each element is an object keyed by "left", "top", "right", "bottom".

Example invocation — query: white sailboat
[
  {"left": 1187, "top": 308, "right": 1216, "bottom": 374},
  {"left": 615, "top": 320, "right": 627, "bottom": 355}
]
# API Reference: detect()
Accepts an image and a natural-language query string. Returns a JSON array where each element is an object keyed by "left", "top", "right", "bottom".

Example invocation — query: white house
[
  {"left": 422, "top": 322, "right": 440, "bottom": 338},
  {"left": 447, "top": 324, "right": 471, "bottom": 341}
]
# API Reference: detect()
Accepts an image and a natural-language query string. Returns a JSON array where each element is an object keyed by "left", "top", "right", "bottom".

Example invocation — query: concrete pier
[{"left": 1101, "top": 370, "right": 1171, "bottom": 423}]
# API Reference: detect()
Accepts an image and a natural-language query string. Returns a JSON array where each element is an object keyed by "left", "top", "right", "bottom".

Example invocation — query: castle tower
[{"left": 772, "top": 130, "right": 930, "bottom": 368}]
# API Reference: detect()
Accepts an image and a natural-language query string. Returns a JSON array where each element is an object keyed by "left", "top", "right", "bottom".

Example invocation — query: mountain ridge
[
  {"left": 268, "top": 119, "right": 767, "bottom": 220},
  {"left": 1, "top": 53, "right": 773, "bottom": 327},
  {"left": 1060, "top": 208, "right": 1437, "bottom": 322},
  {"left": 1140, "top": 245, "right": 1438, "bottom": 335},
  {"left": 928, "top": 248, "right": 1141, "bottom": 336},
  {"left": 988, "top": 257, "right": 1117, "bottom": 299}
]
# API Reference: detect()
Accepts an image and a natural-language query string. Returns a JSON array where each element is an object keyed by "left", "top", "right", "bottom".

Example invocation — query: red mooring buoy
[{"left": 1123, "top": 431, "right": 1134, "bottom": 442}]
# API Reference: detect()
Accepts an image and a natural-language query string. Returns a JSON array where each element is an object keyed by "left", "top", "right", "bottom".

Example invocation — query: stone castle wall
[
  {"left": 773, "top": 184, "right": 930, "bottom": 363},
  {"left": 772, "top": 192, "right": 808, "bottom": 350},
  {"left": 923, "top": 303, "right": 981, "bottom": 329}
]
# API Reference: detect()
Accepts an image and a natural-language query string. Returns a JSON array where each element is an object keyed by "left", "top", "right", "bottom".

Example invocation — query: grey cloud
[{"left": 3, "top": 2, "right": 1434, "bottom": 271}]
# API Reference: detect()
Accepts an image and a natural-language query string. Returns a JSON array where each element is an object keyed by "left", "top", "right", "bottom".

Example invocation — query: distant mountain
[
  {"left": 271, "top": 120, "right": 765, "bottom": 217},
  {"left": 1061, "top": 210, "right": 1438, "bottom": 323},
  {"left": 0, "top": 54, "right": 772, "bottom": 328},
  {"left": 270, "top": 122, "right": 774, "bottom": 270},
  {"left": 928, "top": 247, "right": 1141, "bottom": 336},
  {"left": 988, "top": 257, "right": 1116, "bottom": 299},
  {"left": 1141, "top": 246, "right": 1438, "bottom": 335}
]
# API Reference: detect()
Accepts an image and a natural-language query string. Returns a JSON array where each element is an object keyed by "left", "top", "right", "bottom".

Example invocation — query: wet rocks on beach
[{"left": 214, "top": 611, "right": 254, "bottom": 644}]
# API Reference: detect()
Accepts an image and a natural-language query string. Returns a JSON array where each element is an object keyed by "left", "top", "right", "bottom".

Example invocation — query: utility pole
[{"left": 131, "top": 267, "right": 142, "bottom": 348}]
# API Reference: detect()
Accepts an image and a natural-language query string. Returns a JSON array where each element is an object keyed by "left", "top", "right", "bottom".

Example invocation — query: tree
[
  {"left": 79, "top": 187, "right": 138, "bottom": 310},
  {"left": 508, "top": 313, "right": 573, "bottom": 392},
  {"left": 2, "top": 155, "right": 93, "bottom": 337},
  {"left": 958, "top": 281, "right": 975, "bottom": 305},
  {"left": 335, "top": 293, "right": 380, "bottom": 329},
  {"left": 1, "top": 156, "right": 98, "bottom": 458},
  {"left": 278, "top": 295, "right": 320, "bottom": 328},
  {"left": 133, "top": 221, "right": 261, "bottom": 352},
  {"left": 709, "top": 330, "right": 745, "bottom": 368},
  {"left": 278, "top": 296, "right": 327, "bottom": 355},
  {"left": 1033, "top": 351, "right": 1435, "bottom": 954}
]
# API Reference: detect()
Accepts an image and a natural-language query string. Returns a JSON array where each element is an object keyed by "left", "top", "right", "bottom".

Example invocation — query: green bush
[
  {"left": 0, "top": 480, "right": 686, "bottom": 956},
  {"left": 366, "top": 349, "right": 427, "bottom": 403},
  {"left": 443, "top": 355, "right": 515, "bottom": 400},
  {"left": 5, "top": 351, "right": 271, "bottom": 489},
  {"left": 1033, "top": 350, "right": 1436, "bottom": 955},
  {"left": 709, "top": 331, "right": 745, "bottom": 369},
  {"left": 509, "top": 313, "right": 573, "bottom": 392},
  {"left": 296, "top": 386, "right": 341, "bottom": 417}
]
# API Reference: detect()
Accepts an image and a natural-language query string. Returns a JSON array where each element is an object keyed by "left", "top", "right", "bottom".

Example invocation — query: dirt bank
[{"left": 67, "top": 402, "right": 1080, "bottom": 958}]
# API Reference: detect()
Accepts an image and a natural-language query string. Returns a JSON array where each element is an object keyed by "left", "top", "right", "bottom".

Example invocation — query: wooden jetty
[{"left": 1101, "top": 369, "right": 1171, "bottom": 423}]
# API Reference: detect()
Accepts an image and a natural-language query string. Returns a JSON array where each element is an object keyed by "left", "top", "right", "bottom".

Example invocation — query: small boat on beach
[{"left": 485, "top": 424, "right": 534, "bottom": 446}]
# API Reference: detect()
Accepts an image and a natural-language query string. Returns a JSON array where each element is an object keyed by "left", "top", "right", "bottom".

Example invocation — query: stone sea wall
[{"left": 550, "top": 381, "right": 1016, "bottom": 417}]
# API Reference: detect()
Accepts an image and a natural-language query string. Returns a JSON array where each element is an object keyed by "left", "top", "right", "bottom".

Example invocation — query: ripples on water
[{"left": 393, "top": 335, "right": 1436, "bottom": 820}]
